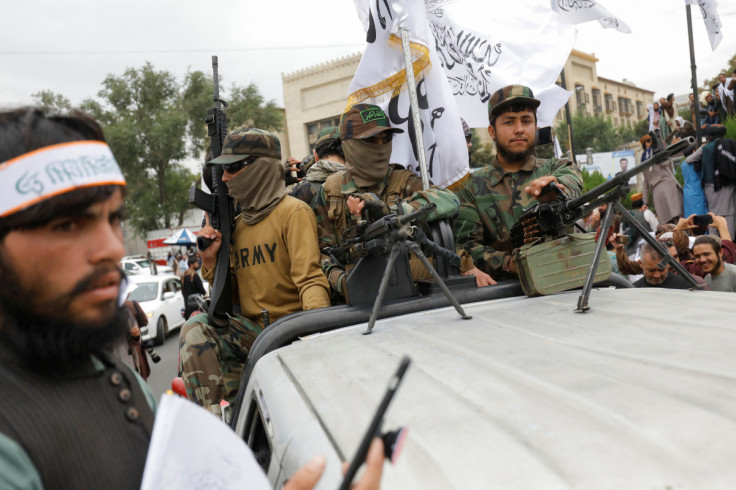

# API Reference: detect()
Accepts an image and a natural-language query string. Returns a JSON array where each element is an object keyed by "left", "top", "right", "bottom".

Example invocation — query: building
[{"left": 281, "top": 50, "right": 656, "bottom": 158}]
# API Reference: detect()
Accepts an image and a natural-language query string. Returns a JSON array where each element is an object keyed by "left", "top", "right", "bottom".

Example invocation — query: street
[{"left": 144, "top": 330, "right": 181, "bottom": 401}]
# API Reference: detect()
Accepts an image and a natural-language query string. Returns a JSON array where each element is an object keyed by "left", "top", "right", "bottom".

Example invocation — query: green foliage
[
  {"left": 32, "top": 63, "right": 283, "bottom": 235},
  {"left": 633, "top": 119, "right": 649, "bottom": 139},
  {"left": 580, "top": 167, "right": 607, "bottom": 193},
  {"left": 555, "top": 110, "right": 632, "bottom": 155},
  {"left": 723, "top": 116, "right": 736, "bottom": 140},
  {"left": 468, "top": 130, "right": 494, "bottom": 168},
  {"left": 32, "top": 90, "right": 72, "bottom": 112}
]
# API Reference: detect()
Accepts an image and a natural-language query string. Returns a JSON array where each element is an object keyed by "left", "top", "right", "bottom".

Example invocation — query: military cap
[
  {"left": 315, "top": 126, "right": 341, "bottom": 147},
  {"left": 208, "top": 128, "right": 281, "bottom": 165},
  {"left": 339, "top": 104, "right": 404, "bottom": 141},
  {"left": 487, "top": 84, "right": 540, "bottom": 121}
]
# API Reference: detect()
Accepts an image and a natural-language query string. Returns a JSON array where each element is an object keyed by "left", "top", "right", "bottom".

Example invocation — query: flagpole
[
  {"left": 399, "top": 25, "right": 430, "bottom": 190},
  {"left": 686, "top": 4, "right": 703, "bottom": 146},
  {"left": 559, "top": 67, "right": 577, "bottom": 165}
]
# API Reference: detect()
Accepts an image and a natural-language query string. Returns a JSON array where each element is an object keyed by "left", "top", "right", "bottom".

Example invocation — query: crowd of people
[{"left": 1, "top": 75, "right": 735, "bottom": 488}]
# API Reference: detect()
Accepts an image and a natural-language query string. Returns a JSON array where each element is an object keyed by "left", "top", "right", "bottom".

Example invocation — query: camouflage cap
[
  {"left": 208, "top": 128, "right": 281, "bottom": 165},
  {"left": 487, "top": 85, "right": 541, "bottom": 122},
  {"left": 339, "top": 104, "right": 404, "bottom": 141},
  {"left": 315, "top": 126, "right": 341, "bottom": 147}
]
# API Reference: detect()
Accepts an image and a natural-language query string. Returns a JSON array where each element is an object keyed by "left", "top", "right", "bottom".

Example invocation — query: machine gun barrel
[{"left": 565, "top": 137, "right": 694, "bottom": 211}]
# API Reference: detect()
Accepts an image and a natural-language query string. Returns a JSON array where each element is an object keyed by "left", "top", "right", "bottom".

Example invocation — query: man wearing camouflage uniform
[
  {"left": 313, "top": 104, "right": 460, "bottom": 299},
  {"left": 290, "top": 126, "right": 345, "bottom": 208},
  {"left": 453, "top": 85, "right": 583, "bottom": 285},
  {"left": 180, "top": 129, "right": 330, "bottom": 415}
]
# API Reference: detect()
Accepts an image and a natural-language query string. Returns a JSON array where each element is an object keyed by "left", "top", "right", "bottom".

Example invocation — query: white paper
[{"left": 140, "top": 394, "right": 271, "bottom": 490}]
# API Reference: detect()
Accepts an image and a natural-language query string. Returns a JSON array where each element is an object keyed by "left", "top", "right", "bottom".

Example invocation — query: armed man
[
  {"left": 313, "top": 103, "right": 460, "bottom": 299},
  {"left": 180, "top": 128, "right": 330, "bottom": 415},
  {"left": 453, "top": 85, "right": 583, "bottom": 286},
  {"left": 290, "top": 126, "right": 346, "bottom": 207}
]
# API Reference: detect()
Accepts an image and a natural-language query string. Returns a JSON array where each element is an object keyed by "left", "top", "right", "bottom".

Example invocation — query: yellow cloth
[{"left": 203, "top": 196, "right": 330, "bottom": 323}]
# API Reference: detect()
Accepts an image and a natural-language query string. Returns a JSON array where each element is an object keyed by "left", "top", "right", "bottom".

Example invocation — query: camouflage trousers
[{"left": 179, "top": 313, "right": 262, "bottom": 415}]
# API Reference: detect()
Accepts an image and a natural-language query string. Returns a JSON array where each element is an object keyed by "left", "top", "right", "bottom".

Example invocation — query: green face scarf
[
  {"left": 225, "top": 157, "right": 286, "bottom": 225},
  {"left": 342, "top": 139, "right": 392, "bottom": 188}
]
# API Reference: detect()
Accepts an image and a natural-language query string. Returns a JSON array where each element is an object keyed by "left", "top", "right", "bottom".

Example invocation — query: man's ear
[
  {"left": 487, "top": 125, "right": 495, "bottom": 141},
  {"left": 313, "top": 149, "right": 319, "bottom": 162}
]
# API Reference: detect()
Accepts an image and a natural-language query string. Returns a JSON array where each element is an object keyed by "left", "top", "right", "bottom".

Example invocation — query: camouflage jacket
[
  {"left": 314, "top": 165, "right": 460, "bottom": 293},
  {"left": 289, "top": 159, "right": 346, "bottom": 209},
  {"left": 453, "top": 155, "right": 583, "bottom": 279}
]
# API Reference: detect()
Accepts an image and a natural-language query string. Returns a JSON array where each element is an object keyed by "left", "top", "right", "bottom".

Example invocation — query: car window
[
  {"left": 123, "top": 263, "right": 135, "bottom": 271},
  {"left": 172, "top": 279, "right": 182, "bottom": 292},
  {"left": 127, "top": 282, "right": 157, "bottom": 302},
  {"left": 243, "top": 399, "right": 272, "bottom": 473}
]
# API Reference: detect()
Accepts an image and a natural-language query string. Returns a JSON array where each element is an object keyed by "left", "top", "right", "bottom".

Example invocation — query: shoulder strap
[{"left": 324, "top": 172, "right": 345, "bottom": 222}]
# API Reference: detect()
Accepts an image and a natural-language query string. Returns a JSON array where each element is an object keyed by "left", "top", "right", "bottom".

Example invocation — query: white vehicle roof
[{"left": 245, "top": 287, "right": 736, "bottom": 488}]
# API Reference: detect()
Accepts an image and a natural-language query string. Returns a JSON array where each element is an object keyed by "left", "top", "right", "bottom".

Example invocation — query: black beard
[
  {"left": 0, "top": 253, "right": 128, "bottom": 374},
  {"left": 495, "top": 139, "right": 536, "bottom": 164}
]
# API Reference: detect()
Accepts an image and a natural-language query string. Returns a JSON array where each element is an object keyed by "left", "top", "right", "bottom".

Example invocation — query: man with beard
[
  {"left": 632, "top": 243, "right": 692, "bottom": 290},
  {"left": 693, "top": 235, "right": 736, "bottom": 292},
  {"left": 453, "top": 85, "right": 583, "bottom": 284},
  {"left": 0, "top": 108, "right": 154, "bottom": 489},
  {"left": 180, "top": 128, "right": 330, "bottom": 415},
  {"left": 314, "top": 104, "right": 460, "bottom": 299}
]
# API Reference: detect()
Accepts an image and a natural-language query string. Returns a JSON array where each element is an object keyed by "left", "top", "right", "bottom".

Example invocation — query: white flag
[
  {"left": 551, "top": 0, "right": 631, "bottom": 34},
  {"left": 350, "top": 0, "right": 469, "bottom": 188},
  {"left": 425, "top": 0, "right": 576, "bottom": 128},
  {"left": 684, "top": 0, "right": 723, "bottom": 50}
]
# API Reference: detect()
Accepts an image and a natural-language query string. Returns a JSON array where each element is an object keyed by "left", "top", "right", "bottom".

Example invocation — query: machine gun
[
  {"left": 188, "top": 55, "right": 234, "bottom": 326},
  {"left": 325, "top": 203, "right": 471, "bottom": 335},
  {"left": 509, "top": 136, "right": 700, "bottom": 311}
]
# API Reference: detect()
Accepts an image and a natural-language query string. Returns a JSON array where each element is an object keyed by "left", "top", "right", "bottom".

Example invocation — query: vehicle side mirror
[{"left": 163, "top": 291, "right": 175, "bottom": 300}]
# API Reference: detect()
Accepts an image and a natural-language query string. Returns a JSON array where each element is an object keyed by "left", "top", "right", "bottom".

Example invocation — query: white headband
[{"left": 0, "top": 141, "right": 126, "bottom": 217}]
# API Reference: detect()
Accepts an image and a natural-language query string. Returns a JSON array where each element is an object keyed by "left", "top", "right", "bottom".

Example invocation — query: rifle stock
[{"left": 188, "top": 55, "right": 234, "bottom": 326}]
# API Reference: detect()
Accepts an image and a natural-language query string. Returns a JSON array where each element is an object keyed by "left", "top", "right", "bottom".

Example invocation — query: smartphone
[
  {"left": 338, "top": 356, "right": 411, "bottom": 490},
  {"left": 615, "top": 235, "right": 630, "bottom": 245},
  {"left": 693, "top": 214, "right": 713, "bottom": 227}
]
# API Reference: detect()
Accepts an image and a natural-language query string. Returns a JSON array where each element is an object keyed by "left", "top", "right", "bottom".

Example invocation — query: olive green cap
[
  {"left": 208, "top": 128, "right": 281, "bottom": 165},
  {"left": 339, "top": 104, "right": 404, "bottom": 141}
]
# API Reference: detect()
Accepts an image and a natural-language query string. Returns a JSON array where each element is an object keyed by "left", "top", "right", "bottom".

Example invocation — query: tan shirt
[{"left": 204, "top": 196, "right": 330, "bottom": 323}]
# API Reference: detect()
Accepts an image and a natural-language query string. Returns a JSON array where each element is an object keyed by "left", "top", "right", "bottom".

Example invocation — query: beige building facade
[{"left": 281, "top": 50, "right": 655, "bottom": 158}]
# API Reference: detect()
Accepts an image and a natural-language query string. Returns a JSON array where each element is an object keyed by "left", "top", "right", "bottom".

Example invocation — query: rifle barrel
[{"left": 565, "top": 137, "right": 693, "bottom": 211}]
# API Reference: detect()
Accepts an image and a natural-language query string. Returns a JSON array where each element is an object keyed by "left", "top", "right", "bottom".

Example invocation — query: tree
[
  {"left": 33, "top": 63, "right": 283, "bottom": 235},
  {"left": 556, "top": 110, "right": 637, "bottom": 156}
]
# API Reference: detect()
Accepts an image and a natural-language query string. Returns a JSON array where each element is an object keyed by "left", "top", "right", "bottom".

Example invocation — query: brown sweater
[{"left": 204, "top": 196, "right": 330, "bottom": 324}]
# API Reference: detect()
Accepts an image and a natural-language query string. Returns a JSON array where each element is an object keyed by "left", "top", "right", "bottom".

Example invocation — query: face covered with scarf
[
  {"left": 342, "top": 133, "right": 393, "bottom": 189},
  {"left": 224, "top": 157, "right": 287, "bottom": 225}
]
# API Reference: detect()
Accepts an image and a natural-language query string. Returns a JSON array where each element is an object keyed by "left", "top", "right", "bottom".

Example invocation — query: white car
[
  {"left": 126, "top": 274, "right": 185, "bottom": 345},
  {"left": 121, "top": 255, "right": 173, "bottom": 276}
]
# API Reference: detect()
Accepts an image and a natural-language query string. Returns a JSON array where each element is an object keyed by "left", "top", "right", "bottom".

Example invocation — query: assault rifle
[
  {"left": 188, "top": 56, "right": 234, "bottom": 326},
  {"left": 509, "top": 136, "right": 699, "bottom": 311},
  {"left": 324, "top": 203, "right": 471, "bottom": 334}
]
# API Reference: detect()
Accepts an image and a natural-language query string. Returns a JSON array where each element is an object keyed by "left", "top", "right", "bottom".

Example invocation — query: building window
[
  {"left": 636, "top": 101, "right": 644, "bottom": 118},
  {"left": 592, "top": 89, "right": 602, "bottom": 115},
  {"left": 575, "top": 84, "right": 587, "bottom": 108},
  {"left": 605, "top": 94, "right": 616, "bottom": 113},
  {"left": 306, "top": 116, "right": 341, "bottom": 149}
]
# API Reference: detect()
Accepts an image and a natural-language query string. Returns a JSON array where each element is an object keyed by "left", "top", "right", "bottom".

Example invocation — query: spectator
[
  {"left": 640, "top": 137, "right": 683, "bottom": 225},
  {"left": 633, "top": 242, "right": 692, "bottom": 289},
  {"left": 181, "top": 255, "right": 206, "bottom": 320},
  {"left": 693, "top": 235, "right": 736, "bottom": 292}
]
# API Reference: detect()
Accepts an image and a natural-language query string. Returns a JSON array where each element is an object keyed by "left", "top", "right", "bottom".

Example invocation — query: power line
[{"left": 0, "top": 44, "right": 364, "bottom": 55}]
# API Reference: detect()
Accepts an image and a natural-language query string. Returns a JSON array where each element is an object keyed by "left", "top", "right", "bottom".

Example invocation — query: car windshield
[
  {"left": 135, "top": 260, "right": 151, "bottom": 267},
  {"left": 128, "top": 282, "right": 158, "bottom": 302}
]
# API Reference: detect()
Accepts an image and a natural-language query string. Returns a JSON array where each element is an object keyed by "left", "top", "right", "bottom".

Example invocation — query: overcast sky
[{"left": 2, "top": 0, "right": 736, "bottom": 111}]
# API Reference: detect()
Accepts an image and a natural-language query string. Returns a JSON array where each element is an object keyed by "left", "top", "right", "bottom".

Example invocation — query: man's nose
[{"left": 90, "top": 222, "right": 125, "bottom": 265}]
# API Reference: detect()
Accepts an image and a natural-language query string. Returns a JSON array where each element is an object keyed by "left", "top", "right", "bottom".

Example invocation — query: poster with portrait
[{"left": 611, "top": 150, "right": 636, "bottom": 183}]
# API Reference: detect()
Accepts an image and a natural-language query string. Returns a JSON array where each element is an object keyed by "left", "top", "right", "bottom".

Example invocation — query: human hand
[
  {"left": 283, "top": 438, "right": 385, "bottom": 490},
  {"left": 610, "top": 233, "right": 624, "bottom": 250},
  {"left": 524, "top": 176, "right": 567, "bottom": 203},
  {"left": 130, "top": 326, "right": 141, "bottom": 339},
  {"left": 347, "top": 196, "right": 365, "bottom": 217},
  {"left": 675, "top": 215, "right": 696, "bottom": 231},
  {"left": 641, "top": 204, "right": 648, "bottom": 212},
  {"left": 198, "top": 213, "right": 222, "bottom": 270},
  {"left": 709, "top": 212, "right": 732, "bottom": 241},
  {"left": 461, "top": 267, "right": 498, "bottom": 287}
]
